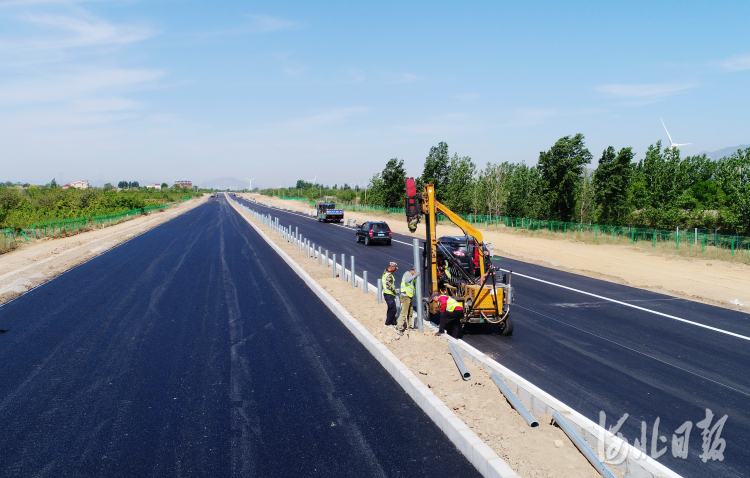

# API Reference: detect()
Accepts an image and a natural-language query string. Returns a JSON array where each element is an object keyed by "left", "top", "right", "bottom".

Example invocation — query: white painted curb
[
  {"left": 228, "top": 198, "right": 520, "bottom": 478},
  {"left": 446, "top": 337, "right": 683, "bottom": 478}
]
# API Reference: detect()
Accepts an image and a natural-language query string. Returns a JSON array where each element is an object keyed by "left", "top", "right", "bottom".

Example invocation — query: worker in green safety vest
[
  {"left": 382, "top": 262, "right": 398, "bottom": 327},
  {"left": 395, "top": 266, "right": 421, "bottom": 335}
]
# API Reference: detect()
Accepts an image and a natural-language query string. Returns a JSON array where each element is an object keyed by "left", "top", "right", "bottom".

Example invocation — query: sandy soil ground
[
  {"left": 0, "top": 195, "right": 208, "bottom": 306},
  {"left": 247, "top": 194, "right": 750, "bottom": 314},
  {"left": 232, "top": 198, "right": 610, "bottom": 478}
]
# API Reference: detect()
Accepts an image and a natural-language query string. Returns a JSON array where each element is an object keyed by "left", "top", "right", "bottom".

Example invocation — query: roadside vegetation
[
  {"left": 260, "top": 138, "right": 750, "bottom": 236},
  {"left": 0, "top": 181, "right": 199, "bottom": 231}
]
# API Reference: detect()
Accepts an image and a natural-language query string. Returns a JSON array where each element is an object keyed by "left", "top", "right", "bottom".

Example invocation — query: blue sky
[{"left": 1, "top": 0, "right": 748, "bottom": 188}]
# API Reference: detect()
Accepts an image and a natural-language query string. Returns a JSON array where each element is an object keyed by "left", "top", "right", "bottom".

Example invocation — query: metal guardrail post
[
  {"left": 319, "top": 246, "right": 322, "bottom": 264},
  {"left": 351, "top": 256, "right": 355, "bottom": 286},
  {"left": 552, "top": 411, "right": 619, "bottom": 478},
  {"left": 341, "top": 254, "right": 346, "bottom": 281},
  {"left": 413, "top": 238, "right": 424, "bottom": 333},
  {"left": 490, "top": 373, "right": 539, "bottom": 427},
  {"left": 325, "top": 250, "right": 329, "bottom": 267},
  {"left": 363, "top": 271, "right": 368, "bottom": 293},
  {"left": 377, "top": 279, "right": 383, "bottom": 304},
  {"left": 332, "top": 254, "right": 337, "bottom": 277}
]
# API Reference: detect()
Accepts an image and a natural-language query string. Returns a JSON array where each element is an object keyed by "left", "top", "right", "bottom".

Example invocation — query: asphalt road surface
[
  {"left": 0, "top": 197, "right": 480, "bottom": 478},
  {"left": 238, "top": 195, "right": 750, "bottom": 478}
]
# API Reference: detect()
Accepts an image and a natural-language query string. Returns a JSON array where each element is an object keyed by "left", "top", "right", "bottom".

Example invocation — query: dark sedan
[{"left": 355, "top": 221, "right": 392, "bottom": 245}]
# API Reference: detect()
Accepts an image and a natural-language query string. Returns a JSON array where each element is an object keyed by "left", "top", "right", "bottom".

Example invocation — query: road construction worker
[
  {"left": 431, "top": 292, "right": 464, "bottom": 339},
  {"left": 437, "top": 257, "right": 451, "bottom": 290},
  {"left": 382, "top": 262, "right": 398, "bottom": 327},
  {"left": 395, "top": 266, "right": 420, "bottom": 335}
]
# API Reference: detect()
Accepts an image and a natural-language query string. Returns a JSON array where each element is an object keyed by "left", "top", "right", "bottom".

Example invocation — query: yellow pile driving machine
[{"left": 405, "top": 178, "right": 514, "bottom": 335}]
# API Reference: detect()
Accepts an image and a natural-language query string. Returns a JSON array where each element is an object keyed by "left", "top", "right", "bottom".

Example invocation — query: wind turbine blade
[{"left": 660, "top": 118, "right": 675, "bottom": 146}]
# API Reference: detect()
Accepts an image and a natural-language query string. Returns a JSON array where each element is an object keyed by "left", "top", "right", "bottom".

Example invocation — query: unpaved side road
[
  {"left": 248, "top": 194, "right": 750, "bottom": 314},
  {"left": 0, "top": 195, "right": 208, "bottom": 305},
  {"left": 230, "top": 198, "right": 613, "bottom": 478}
]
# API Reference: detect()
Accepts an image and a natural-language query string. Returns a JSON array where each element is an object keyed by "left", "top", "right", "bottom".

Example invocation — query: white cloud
[
  {"left": 244, "top": 14, "right": 295, "bottom": 33},
  {"left": 388, "top": 73, "right": 419, "bottom": 84},
  {"left": 0, "top": 13, "right": 151, "bottom": 53},
  {"left": 715, "top": 53, "right": 750, "bottom": 72},
  {"left": 0, "top": 67, "right": 166, "bottom": 106},
  {"left": 596, "top": 82, "right": 696, "bottom": 98},
  {"left": 453, "top": 93, "right": 480, "bottom": 102}
]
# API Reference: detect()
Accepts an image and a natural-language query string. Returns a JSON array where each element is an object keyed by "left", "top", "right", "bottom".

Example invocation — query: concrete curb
[
  {"left": 445, "top": 337, "right": 683, "bottom": 478},
  {"left": 228, "top": 198, "right": 520, "bottom": 478}
]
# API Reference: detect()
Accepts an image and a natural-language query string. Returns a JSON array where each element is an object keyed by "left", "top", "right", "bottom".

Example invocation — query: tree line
[
  {"left": 259, "top": 136, "right": 749, "bottom": 234},
  {"left": 364, "top": 137, "right": 750, "bottom": 234}
]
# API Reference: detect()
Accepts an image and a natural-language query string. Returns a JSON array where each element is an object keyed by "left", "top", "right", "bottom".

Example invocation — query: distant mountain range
[
  {"left": 200, "top": 177, "right": 249, "bottom": 190},
  {"left": 699, "top": 144, "right": 749, "bottom": 160}
]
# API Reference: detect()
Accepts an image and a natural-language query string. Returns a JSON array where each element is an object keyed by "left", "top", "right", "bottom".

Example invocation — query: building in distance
[
  {"left": 62, "top": 180, "right": 89, "bottom": 190},
  {"left": 174, "top": 180, "right": 192, "bottom": 188}
]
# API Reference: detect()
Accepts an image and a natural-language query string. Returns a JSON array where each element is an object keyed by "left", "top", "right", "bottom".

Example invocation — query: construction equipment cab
[
  {"left": 405, "top": 177, "right": 514, "bottom": 336},
  {"left": 316, "top": 202, "right": 344, "bottom": 223}
]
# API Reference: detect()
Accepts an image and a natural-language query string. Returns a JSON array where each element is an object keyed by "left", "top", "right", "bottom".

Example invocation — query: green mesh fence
[
  {"left": 270, "top": 195, "right": 750, "bottom": 256},
  {"left": 1, "top": 228, "right": 16, "bottom": 251},
  {"left": 439, "top": 213, "right": 750, "bottom": 257},
  {"left": 264, "top": 194, "right": 750, "bottom": 257},
  {"left": 23, "top": 217, "right": 90, "bottom": 239}
]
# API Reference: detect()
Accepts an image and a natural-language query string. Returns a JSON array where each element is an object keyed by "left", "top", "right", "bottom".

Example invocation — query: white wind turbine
[
  {"left": 661, "top": 118, "right": 692, "bottom": 150},
  {"left": 244, "top": 177, "right": 255, "bottom": 191}
]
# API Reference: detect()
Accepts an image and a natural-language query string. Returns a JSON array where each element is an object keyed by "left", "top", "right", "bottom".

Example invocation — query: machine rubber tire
[
  {"left": 355, "top": 233, "right": 361, "bottom": 243},
  {"left": 365, "top": 236, "right": 371, "bottom": 246},
  {"left": 499, "top": 315, "right": 514, "bottom": 336},
  {"left": 386, "top": 240, "right": 392, "bottom": 246}
]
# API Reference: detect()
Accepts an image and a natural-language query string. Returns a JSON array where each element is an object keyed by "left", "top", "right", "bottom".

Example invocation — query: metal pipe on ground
[
  {"left": 332, "top": 254, "right": 337, "bottom": 278},
  {"left": 552, "top": 411, "right": 619, "bottom": 478},
  {"left": 377, "top": 279, "right": 383, "bottom": 304},
  {"left": 448, "top": 342, "right": 471, "bottom": 381},
  {"left": 490, "top": 372, "right": 539, "bottom": 427},
  {"left": 363, "top": 271, "right": 368, "bottom": 293}
]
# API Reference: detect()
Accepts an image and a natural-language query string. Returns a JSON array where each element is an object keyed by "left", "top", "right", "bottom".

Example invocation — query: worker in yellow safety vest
[
  {"left": 431, "top": 292, "right": 464, "bottom": 339},
  {"left": 382, "top": 262, "right": 398, "bottom": 327},
  {"left": 395, "top": 266, "right": 421, "bottom": 335}
]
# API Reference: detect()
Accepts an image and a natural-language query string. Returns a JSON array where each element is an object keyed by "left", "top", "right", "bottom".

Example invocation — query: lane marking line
[
  {"left": 497, "top": 267, "right": 750, "bottom": 342},
  {"left": 515, "top": 304, "right": 750, "bottom": 398}
]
